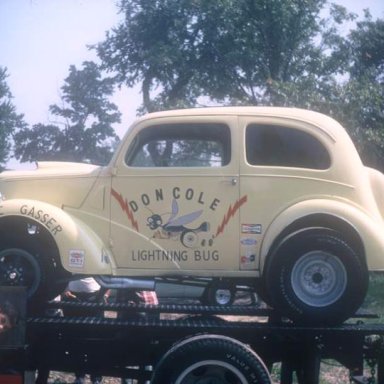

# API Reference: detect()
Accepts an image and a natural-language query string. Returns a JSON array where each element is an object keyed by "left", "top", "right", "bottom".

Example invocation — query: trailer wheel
[
  {"left": 265, "top": 228, "right": 368, "bottom": 325},
  {"left": 151, "top": 334, "right": 271, "bottom": 384}
]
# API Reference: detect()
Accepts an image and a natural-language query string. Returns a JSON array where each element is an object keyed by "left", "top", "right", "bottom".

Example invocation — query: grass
[
  {"left": 361, "top": 272, "right": 384, "bottom": 322},
  {"left": 268, "top": 273, "right": 384, "bottom": 383}
]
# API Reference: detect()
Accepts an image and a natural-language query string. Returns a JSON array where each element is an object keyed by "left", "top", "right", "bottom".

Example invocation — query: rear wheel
[{"left": 265, "top": 228, "right": 368, "bottom": 325}]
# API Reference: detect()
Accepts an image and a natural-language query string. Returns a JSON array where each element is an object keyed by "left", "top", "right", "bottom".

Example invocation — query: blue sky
[
  {"left": 1, "top": 0, "right": 383, "bottom": 141},
  {"left": 0, "top": 0, "right": 136, "bottom": 138}
]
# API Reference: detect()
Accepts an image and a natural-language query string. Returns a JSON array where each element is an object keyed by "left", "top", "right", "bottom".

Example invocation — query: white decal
[
  {"left": 240, "top": 237, "right": 257, "bottom": 269},
  {"left": 241, "top": 224, "right": 262, "bottom": 234},
  {"left": 240, "top": 238, "right": 257, "bottom": 246},
  {"left": 69, "top": 250, "right": 85, "bottom": 268}
]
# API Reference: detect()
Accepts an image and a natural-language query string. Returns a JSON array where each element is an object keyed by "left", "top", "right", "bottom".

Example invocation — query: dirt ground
[{"left": 46, "top": 372, "right": 121, "bottom": 383}]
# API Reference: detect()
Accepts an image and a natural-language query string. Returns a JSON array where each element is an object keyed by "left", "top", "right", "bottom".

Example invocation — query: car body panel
[
  {"left": 1, "top": 106, "right": 384, "bottom": 281},
  {"left": 0, "top": 199, "right": 113, "bottom": 274}
]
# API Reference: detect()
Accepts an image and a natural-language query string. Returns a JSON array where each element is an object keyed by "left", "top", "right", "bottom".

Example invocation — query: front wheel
[
  {"left": 0, "top": 248, "right": 43, "bottom": 297},
  {"left": 265, "top": 228, "right": 368, "bottom": 325},
  {"left": 151, "top": 334, "right": 271, "bottom": 384},
  {"left": 0, "top": 246, "right": 65, "bottom": 311}
]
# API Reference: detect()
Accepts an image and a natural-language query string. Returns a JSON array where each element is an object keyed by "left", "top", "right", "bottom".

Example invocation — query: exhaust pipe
[{"left": 95, "top": 276, "right": 156, "bottom": 291}]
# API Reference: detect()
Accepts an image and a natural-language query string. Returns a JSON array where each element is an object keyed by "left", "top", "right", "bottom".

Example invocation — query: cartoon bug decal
[{"left": 147, "top": 199, "right": 210, "bottom": 248}]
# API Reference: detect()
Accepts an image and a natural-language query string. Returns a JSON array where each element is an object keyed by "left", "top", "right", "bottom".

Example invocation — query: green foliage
[
  {"left": 14, "top": 61, "right": 121, "bottom": 165},
  {"left": 331, "top": 16, "right": 384, "bottom": 170},
  {"left": 349, "top": 14, "right": 384, "bottom": 80},
  {"left": 0, "top": 67, "right": 26, "bottom": 170},
  {"left": 96, "top": 0, "right": 351, "bottom": 110},
  {"left": 96, "top": 0, "right": 384, "bottom": 168}
]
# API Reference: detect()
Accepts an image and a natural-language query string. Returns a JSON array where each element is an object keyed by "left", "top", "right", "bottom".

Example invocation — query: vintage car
[{"left": 1, "top": 106, "right": 383, "bottom": 324}]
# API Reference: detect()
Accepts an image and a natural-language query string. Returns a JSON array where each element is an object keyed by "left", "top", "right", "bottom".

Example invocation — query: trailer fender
[
  {"left": 260, "top": 198, "right": 384, "bottom": 271},
  {"left": 0, "top": 199, "right": 113, "bottom": 274}
]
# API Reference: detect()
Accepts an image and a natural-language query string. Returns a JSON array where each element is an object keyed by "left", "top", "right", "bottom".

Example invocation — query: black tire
[
  {"left": 0, "top": 242, "right": 66, "bottom": 311},
  {"left": 265, "top": 228, "right": 368, "bottom": 325},
  {"left": 151, "top": 334, "right": 271, "bottom": 384}
]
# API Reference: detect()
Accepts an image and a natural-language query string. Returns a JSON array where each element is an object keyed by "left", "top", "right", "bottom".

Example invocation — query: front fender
[
  {"left": 260, "top": 199, "right": 384, "bottom": 271},
  {"left": 0, "top": 199, "right": 113, "bottom": 274}
]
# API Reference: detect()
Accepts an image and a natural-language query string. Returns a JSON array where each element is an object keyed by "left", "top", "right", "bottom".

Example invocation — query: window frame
[
  {"left": 125, "top": 123, "right": 232, "bottom": 168},
  {"left": 245, "top": 123, "right": 331, "bottom": 170}
]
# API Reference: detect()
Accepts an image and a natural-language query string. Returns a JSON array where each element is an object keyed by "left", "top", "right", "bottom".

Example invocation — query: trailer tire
[
  {"left": 265, "top": 227, "right": 368, "bottom": 325},
  {"left": 151, "top": 334, "right": 271, "bottom": 384}
]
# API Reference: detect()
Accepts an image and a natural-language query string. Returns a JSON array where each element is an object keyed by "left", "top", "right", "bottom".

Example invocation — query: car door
[
  {"left": 110, "top": 115, "right": 241, "bottom": 275},
  {"left": 238, "top": 116, "right": 332, "bottom": 272}
]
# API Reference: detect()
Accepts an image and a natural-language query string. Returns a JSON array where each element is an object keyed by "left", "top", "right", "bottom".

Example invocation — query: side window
[
  {"left": 246, "top": 124, "right": 331, "bottom": 169},
  {"left": 126, "top": 123, "right": 231, "bottom": 167}
]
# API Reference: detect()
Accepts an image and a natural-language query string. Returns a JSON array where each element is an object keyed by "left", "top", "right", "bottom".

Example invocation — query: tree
[
  {"left": 96, "top": 0, "right": 354, "bottom": 112},
  {"left": 96, "top": 0, "right": 384, "bottom": 168},
  {"left": 330, "top": 13, "right": 384, "bottom": 170},
  {"left": 0, "top": 67, "right": 26, "bottom": 170},
  {"left": 349, "top": 12, "right": 384, "bottom": 80},
  {"left": 14, "top": 61, "right": 121, "bottom": 165}
]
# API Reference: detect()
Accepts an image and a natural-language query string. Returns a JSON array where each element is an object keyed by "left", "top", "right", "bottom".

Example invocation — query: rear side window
[
  {"left": 126, "top": 123, "right": 231, "bottom": 167},
  {"left": 246, "top": 124, "right": 331, "bottom": 169}
]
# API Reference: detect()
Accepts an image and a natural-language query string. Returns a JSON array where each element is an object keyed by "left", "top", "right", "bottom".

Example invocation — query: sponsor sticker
[
  {"left": 240, "top": 236, "right": 257, "bottom": 269},
  {"left": 69, "top": 250, "right": 85, "bottom": 268},
  {"left": 240, "top": 238, "right": 257, "bottom": 246},
  {"left": 241, "top": 254, "right": 256, "bottom": 264},
  {"left": 241, "top": 224, "right": 262, "bottom": 234}
]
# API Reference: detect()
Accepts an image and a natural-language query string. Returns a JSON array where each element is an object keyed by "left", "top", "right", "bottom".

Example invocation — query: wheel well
[
  {"left": 266, "top": 214, "right": 366, "bottom": 267},
  {"left": 0, "top": 216, "right": 62, "bottom": 270}
]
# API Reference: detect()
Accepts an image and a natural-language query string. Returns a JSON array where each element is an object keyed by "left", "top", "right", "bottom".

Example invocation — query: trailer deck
[{"left": 1, "top": 299, "right": 384, "bottom": 383}]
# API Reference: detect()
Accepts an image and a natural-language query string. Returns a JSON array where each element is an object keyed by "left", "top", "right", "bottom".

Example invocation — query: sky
[
  {"left": 0, "top": 0, "right": 136, "bottom": 139},
  {"left": 1, "top": 0, "right": 384, "bottom": 145}
]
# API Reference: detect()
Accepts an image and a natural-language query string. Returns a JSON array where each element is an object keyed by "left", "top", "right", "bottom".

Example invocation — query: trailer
[{"left": 1, "top": 292, "right": 384, "bottom": 384}]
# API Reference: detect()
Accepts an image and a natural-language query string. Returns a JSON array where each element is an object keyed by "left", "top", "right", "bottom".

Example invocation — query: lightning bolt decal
[
  {"left": 111, "top": 188, "right": 139, "bottom": 232},
  {"left": 215, "top": 195, "right": 248, "bottom": 238}
]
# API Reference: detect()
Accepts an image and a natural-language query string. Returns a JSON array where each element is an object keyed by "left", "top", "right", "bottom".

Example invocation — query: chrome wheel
[
  {"left": 214, "top": 289, "right": 233, "bottom": 306},
  {"left": 175, "top": 360, "right": 248, "bottom": 384},
  {"left": 291, "top": 250, "right": 347, "bottom": 307}
]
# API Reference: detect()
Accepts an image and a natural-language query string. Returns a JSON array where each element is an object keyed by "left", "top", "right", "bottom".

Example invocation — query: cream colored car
[{"left": 1, "top": 107, "right": 384, "bottom": 323}]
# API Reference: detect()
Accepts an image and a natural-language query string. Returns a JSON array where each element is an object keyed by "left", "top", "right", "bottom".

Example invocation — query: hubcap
[
  {"left": 0, "top": 248, "right": 41, "bottom": 297},
  {"left": 175, "top": 361, "right": 248, "bottom": 384},
  {"left": 214, "top": 289, "right": 232, "bottom": 306},
  {"left": 5, "top": 267, "right": 24, "bottom": 284},
  {"left": 291, "top": 251, "right": 347, "bottom": 307}
]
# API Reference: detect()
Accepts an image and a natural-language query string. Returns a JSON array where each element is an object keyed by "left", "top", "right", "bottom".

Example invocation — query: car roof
[{"left": 136, "top": 106, "right": 345, "bottom": 140}]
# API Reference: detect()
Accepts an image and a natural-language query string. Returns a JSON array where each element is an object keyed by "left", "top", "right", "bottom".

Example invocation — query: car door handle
[{"left": 221, "top": 177, "right": 238, "bottom": 186}]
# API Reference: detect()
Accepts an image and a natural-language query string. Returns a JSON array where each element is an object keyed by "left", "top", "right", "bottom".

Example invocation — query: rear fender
[
  {"left": 260, "top": 199, "right": 384, "bottom": 272},
  {"left": 0, "top": 199, "right": 113, "bottom": 274},
  {"left": 367, "top": 167, "right": 384, "bottom": 219}
]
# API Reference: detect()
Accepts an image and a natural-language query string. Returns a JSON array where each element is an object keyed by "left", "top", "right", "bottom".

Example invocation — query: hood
[
  {"left": 0, "top": 161, "right": 103, "bottom": 208},
  {"left": 1, "top": 161, "right": 100, "bottom": 179}
]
